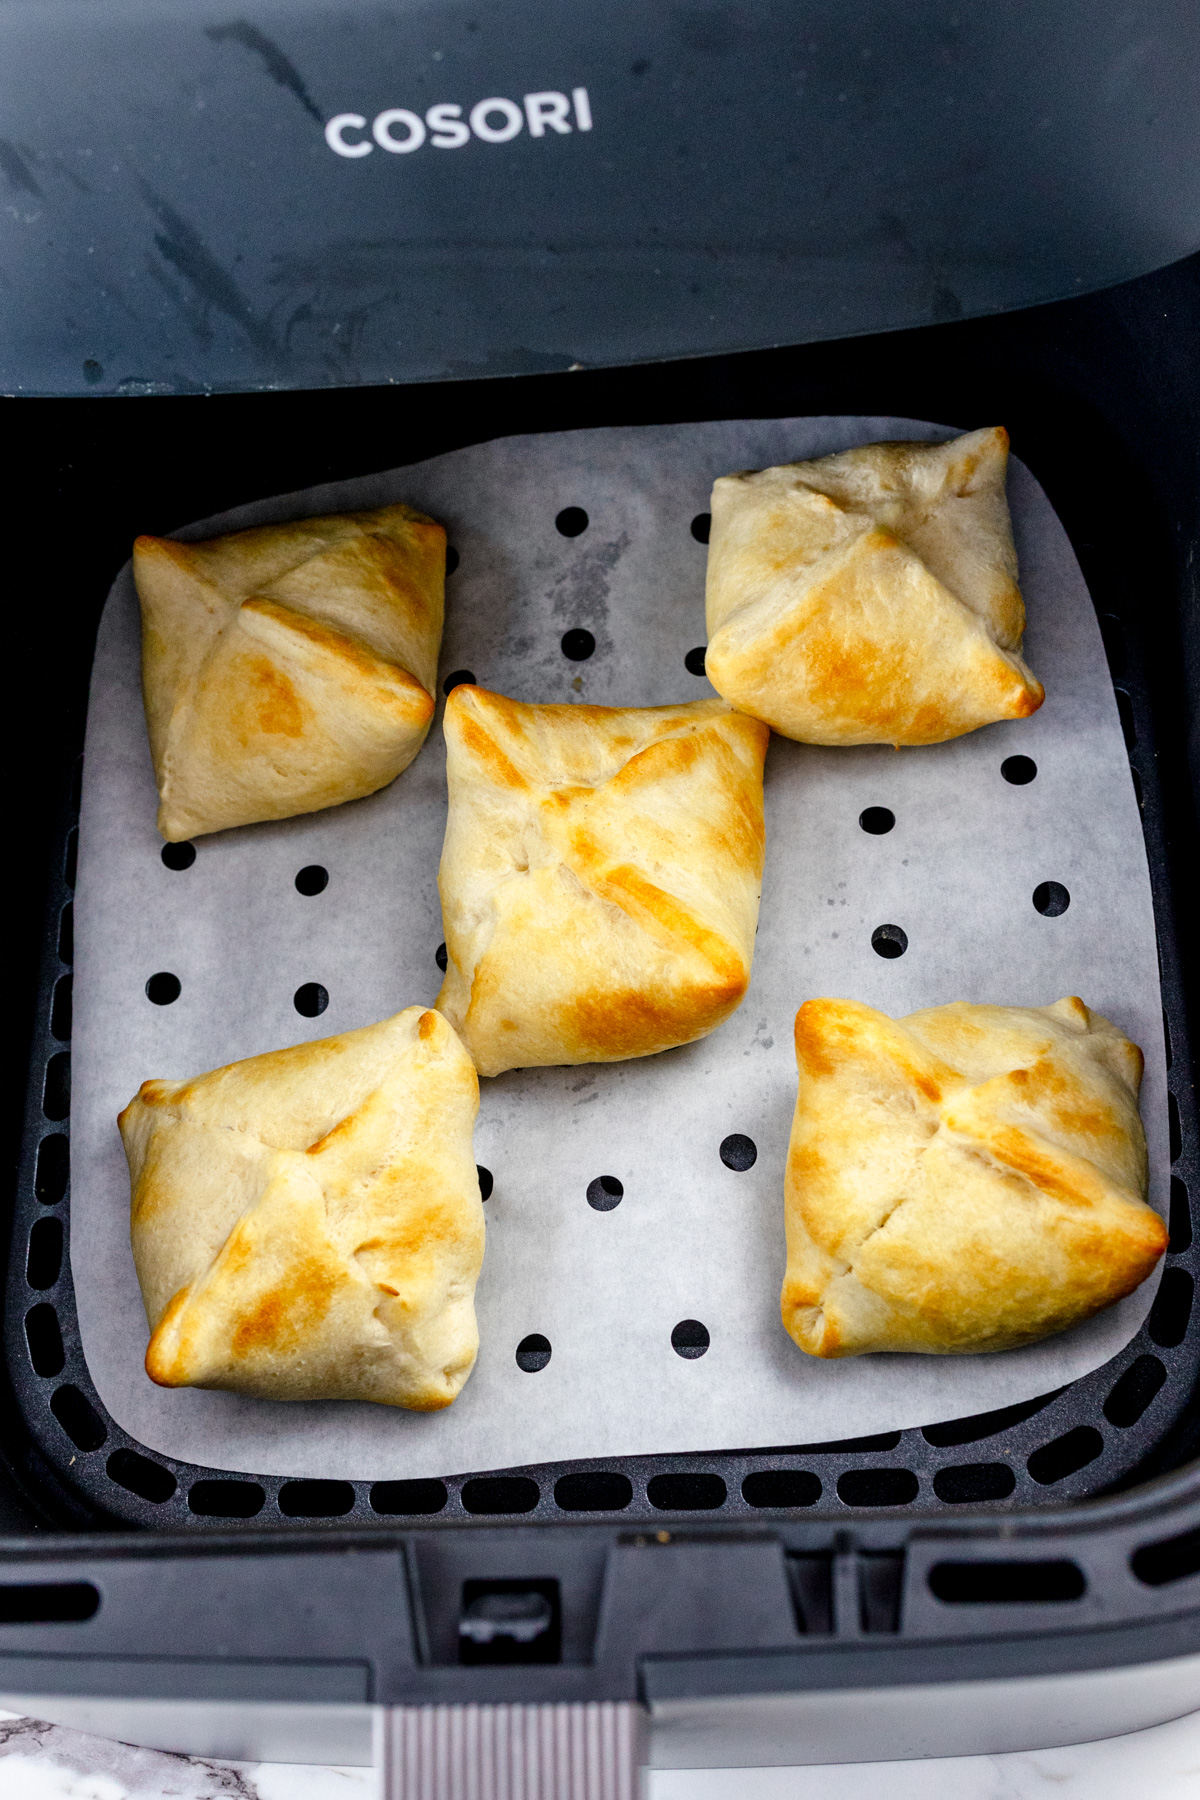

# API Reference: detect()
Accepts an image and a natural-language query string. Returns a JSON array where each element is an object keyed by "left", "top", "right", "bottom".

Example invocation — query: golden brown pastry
[
  {"left": 134, "top": 503, "right": 445, "bottom": 840},
  {"left": 436, "top": 686, "right": 770, "bottom": 1077},
  {"left": 782, "top": 996, "right": 1165, "bottom": 1357},
  {"left": 119, "top": 1007, "right": 483, "bottom": 1408},
  {"left": 704, "top": 427, "right": 1044, "bottom": 745}
]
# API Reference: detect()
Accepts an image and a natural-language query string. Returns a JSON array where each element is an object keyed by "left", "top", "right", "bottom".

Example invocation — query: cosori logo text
[{"left": 325, "top": 87, "right": 592, "bottom": 157}]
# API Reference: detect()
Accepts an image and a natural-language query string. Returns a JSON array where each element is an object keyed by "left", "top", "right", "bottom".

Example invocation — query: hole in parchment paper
[
  {"left": 871, "top": 924, "right": 908, "bottom": 958},
  {"left": 554, "top": 1472, "right": 633, "bottom": 1511},
  {"left": 25, "top": 1304, "right": 64, "bottom": 1376},
  {"left": 719, "top": 1134, "right": 757, "bottom": 1170},
  {"left": 161, "top": 841, "right": 196, "bottom": 870},
  {"left": 370, "top": 1479, "right": 447, "bottom": 1516},
  {"left": 685, "top": 646, "right": 708, "bottom": 676},
  {"left": 436, "top": 942, "right": 448, "bottom": 971},
  {"left": 932, "top": 1463, "right": 1016, "bottom": 1504},
  {"left": 1002, "top": 755, "right": 1037, "bottom": 785},
  {"left": 145, "top": 972, "right": 181, "bottom": 1006},
  {"left": 1104, "top": 1355, "right": 1167, "bottom": 1429},
  {"left": 516, "top": 1334, "right": 551, "bottom": 1372},
  {"left": 295, "top": 865, "right": 328, "bottom": 896},
  {"left": 1032, "top": 882, "right": 1070, "bottom": 917},
  {"left": 445, "top": 546, "right": 460, "bottom": 575},
  {"left": 587, "top": 1175, "right": 623, "bottom": 1210},
  {"left": 107, "top": 1448, "right": 176, "bottom": 1505},
  {"left": 444, "top": 669, "right": 475, "bottom": 695},
  {"left": 556, "top": 507, "right": 588, "bottom": 537},
  {"left": 188, "top": 1479, "right": 266, "bottom": 1518},
  {"left": 26, "top": 1217, "right": 63, "bottom": 1290},
  {"left": 35, "top": 1135, "right": 69, "bottom": 1205},
  {"left": 859, "top": 807, "right": 894, "bottom": 835},
  {"left": 477, "top": 1166, "right": 494, "bottom": 1200},
  {"left": 561, "top": 628, "right": 595, "bottom": 661},
  {"left": 294, "top": 983, "right": 329, "bottom": 1017},
  {"left": 50, "top": 1385, "right": 106, "bottom": 1452},
  {"left": 1027, "top": 1426, "right": 1103, "bottom": 1485},
  {"left": 671, "top": 1319, "right": 710, "bottom": 1359},
  {"left": 690, "top": 512, "right": 711, "bottom": 544}
]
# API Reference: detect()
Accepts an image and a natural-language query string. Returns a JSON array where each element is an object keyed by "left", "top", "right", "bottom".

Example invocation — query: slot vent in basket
[
  {"left": 107, "top": 1448, "right": 177, "bottom": 1504},
  {"left": 0, "top": 1583, "right": 99, "bottom": 1624},
  {"left": 928, "top": 1561, "right": 1086, "bottom": 1604},
  {"left": 188, "top": 1480, "right": 266, "bottom": 1519},
  {"left": 1132, "top": 1527, "right": 1200, "bottom": 1588},
  {"left": 278, "top": 1480, "right": 355, "bottom": 1518}
]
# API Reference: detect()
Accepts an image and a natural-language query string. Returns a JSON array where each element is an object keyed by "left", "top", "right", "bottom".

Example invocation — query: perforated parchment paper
[{"left": 71, "top": 417, "right": 1167, "bottom": 1480}]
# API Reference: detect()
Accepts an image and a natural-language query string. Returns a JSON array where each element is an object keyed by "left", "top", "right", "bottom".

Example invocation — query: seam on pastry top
[
  {"left": 238, "top": 597, "right": 430, "bottom": 694},
  {"left": 154, "top": 1113, "right": 445, "bottom": 1354},
  {"left": 716, "top": 522, "right": 1023, "bottom": 671},
  {"left": 839, "top": 1103, "right": 1150, "bottom": 1280},
  {"left": 456, "top": 850, "right": 743, "bottom": 1008},
  {"left": 446, "top": 734, "right": 756, "bottom": 1002},
  {"left": 453, "top": 691, "right": 745, "bottom": 794},
  {"left": 712, "top": 446, "right": 1014, "bottom": 622}
]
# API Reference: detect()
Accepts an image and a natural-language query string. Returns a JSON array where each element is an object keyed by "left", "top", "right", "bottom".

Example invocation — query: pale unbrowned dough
[
  {"left": 435, "top": 686, "right": 770, "bottom": 1077},
  {"left": 119, "top": 1007, "right": 484, "bottom": 1408},
  {"left": 133, "top": 503, "right": 445, "bottom": 840},
  {"left": 704, "top": 427, "right": 1045, "bottom": 745},
  {"left": 782, "top": 996, "right": 1166, "bottom": 1357}
]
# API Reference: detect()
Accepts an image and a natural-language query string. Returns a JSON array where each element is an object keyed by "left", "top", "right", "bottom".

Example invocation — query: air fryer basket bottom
[{"left": 7, "top": 253, "right": 1200, "bottom": 1550}]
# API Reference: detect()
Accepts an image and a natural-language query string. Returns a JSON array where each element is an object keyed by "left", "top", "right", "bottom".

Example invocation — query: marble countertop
[{"left": 6, "top": 1707, "right": 1200, "bottom": 1800}]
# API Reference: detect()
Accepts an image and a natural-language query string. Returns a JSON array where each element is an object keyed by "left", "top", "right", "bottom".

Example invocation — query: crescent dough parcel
[
  {"left": 120, "top": 1007, "right": 484, "bottom": 1409},
  {"left": 782, "top": 996, "right": 1166, "bottom": 1357},
  {"left": 134, "top": 502, "right": 445, "bottom": 840},
  {"left": 435, "top": 686, "right": 770, "bottom": 1077},
  {"left": 704, "top": 427, "right": 1044, "bottom": 746}
]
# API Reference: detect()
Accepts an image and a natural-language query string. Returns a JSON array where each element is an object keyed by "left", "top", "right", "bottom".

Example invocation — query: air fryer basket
[{"left": 5, "top": 251, "right": 1200, "bottom": 1702}]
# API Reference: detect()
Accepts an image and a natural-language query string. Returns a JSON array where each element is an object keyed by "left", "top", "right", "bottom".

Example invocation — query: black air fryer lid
[{"left": 5, "top": 0, "right": 1200, "bottom": 396}]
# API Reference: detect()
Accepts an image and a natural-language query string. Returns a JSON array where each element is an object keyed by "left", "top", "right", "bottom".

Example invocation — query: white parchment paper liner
[{"left": 71, "top": 417, "right": 1166, "bottom": 1480}]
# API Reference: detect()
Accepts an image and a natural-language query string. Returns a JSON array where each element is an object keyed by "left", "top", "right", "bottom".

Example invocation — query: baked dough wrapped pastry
[
  {"left": 119, "top": 1007, "right": 483, "bottom": 1408},
  {"left": 704, "top": 427, "right": 1044, "bottom": 745},
  {"left": 436, "top": 686, "right": 770, "bottom": 1077},
  {"left": 782, "top": 996, "right": 1165, "bottom": 1357},
  {"left": 134, "top": 502, "right": 445, "bottom": 840}
]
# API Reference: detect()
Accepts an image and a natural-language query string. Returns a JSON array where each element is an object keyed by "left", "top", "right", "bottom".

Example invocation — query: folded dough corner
[
  {"left": 704, "top": 426, "right": 1044, "bottom": 746},
  {"left": 119, "top": 1006, "right": 484, "bottom": 1409},
  {"left": 133, "top": 502, "right": 445, "bottom": 841},
  {"left": 435, "top": 685, "right": 770, "bottom": 1077},
  {"left": 782, "top": 995, "right": 1166, "bottom": 1357}
]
